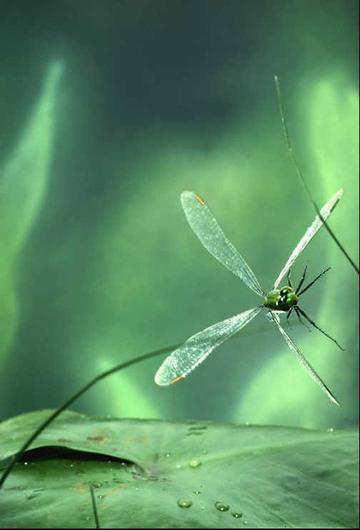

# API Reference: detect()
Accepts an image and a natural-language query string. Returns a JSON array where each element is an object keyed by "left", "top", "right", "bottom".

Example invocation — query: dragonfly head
[
  {"left": 279, "top": 286, "right": 299, "bottom": 308},
  {"left": 264, "top": 287, "right": 299, "bottom": 311}
]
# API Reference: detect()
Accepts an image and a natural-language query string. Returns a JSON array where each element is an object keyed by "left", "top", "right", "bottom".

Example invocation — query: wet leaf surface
[{"left": 0, "top": 410, "right": 358, "bottom": 528}]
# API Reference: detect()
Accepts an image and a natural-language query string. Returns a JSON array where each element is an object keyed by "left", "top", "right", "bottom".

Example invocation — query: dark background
[{"left": 0, "top": 0, "right": 358, "bottom": 429}]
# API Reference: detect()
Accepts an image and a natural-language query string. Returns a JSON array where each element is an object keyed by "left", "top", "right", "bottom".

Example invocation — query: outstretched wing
[
  {"left": 270, "top": 312, "right": 340, "bottom": 406},
  {"left": 274, "top": 189, "right": 343, "bottom": 289},
  {"left": 155, "top": 307, "right": 262, "bottom": 386},
  {"left": 181, "top": 191, "right": 265, "bottom": 296}
]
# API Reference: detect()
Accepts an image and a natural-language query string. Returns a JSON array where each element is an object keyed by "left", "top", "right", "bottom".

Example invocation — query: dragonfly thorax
[{"left": 264, "top": 286, "right": 299, "bottom": 312}]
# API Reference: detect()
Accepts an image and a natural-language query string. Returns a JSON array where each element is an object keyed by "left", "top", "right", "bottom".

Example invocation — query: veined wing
[
  {"left": 274, "top": 189, "right": 343, "bottom": 289},
  {"left": 270, "top": 312, "right": 340, "bottom": 406},
  {"left": 181, "top": 191, "right": 265, "bottom": 297},
  {"left": 155, "top": 307, "right": 262, "bottom": 386}
]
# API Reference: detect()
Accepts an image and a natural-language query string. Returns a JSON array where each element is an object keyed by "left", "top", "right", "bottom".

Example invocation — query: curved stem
[
  {"left": 0, "top": 343, "right": 179, "bottom": 490},
  {"left": 274, "top": 75, "right": 359, "bottom": 275}
]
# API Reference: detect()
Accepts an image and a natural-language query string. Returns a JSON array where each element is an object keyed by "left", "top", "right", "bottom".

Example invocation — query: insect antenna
[
  {"left": 296, "top": 306, "right": 344, "bottom": 351},
  {"left": 298, "top": 267, "right": 331, "bottom": 296}
]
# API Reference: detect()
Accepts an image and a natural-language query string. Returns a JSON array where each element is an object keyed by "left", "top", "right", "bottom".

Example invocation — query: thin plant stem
[
  {"left": 0, "top": 343, "right": 179, "bottom": 490},
  {"left": 0, "top": 313, "right": 300, "bottom": 490},
  {"left": 90, "top": 485, "right": 100, "bottom": 529},
  {"left": 274, "top": 75, "right": 359, "bottom": 274}
]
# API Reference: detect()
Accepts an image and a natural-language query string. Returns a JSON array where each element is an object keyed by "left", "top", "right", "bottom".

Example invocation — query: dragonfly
[{"left": 154, "top": 189, "right": 344, "bottom": 406}]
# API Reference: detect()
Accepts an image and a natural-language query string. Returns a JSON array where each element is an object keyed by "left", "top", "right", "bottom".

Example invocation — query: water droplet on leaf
[
  {"left": 215, "top": 501, "right": 230, "bottom": 512},
  {"left": 232, "top": 512, "right": 243, "bottom": 518},
  {"left": 189, "top": 458, "right": 201, "bottom": 468},
  {"left": 26, "top": 493, "right": 38, "bottom": 500},
  {"left": 177, "top": 498, "right": 192, "bottom": 508}
]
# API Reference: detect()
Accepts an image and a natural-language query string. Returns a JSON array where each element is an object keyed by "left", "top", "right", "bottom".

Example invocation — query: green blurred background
[{"left": 0, "top": 0, "right": 358, "bottom": 430}]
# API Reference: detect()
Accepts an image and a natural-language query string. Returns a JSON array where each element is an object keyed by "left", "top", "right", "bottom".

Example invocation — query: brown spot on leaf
[{"left": 72, "top": 482, "right": 89, "bottom": 494}]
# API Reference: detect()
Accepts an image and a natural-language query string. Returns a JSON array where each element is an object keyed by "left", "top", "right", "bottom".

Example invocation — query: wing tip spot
[
  {"left": 171, "top": 375, "right": 185, "bottom": 384},
  {"left": 194, "top": 193, "right": 206, "bottom": 205},
  {"left": 154, "top": 372, "right": 185, "bottom": 386}
]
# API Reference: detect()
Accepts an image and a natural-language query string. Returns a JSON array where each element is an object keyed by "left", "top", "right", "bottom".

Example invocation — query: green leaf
[{"left": 0, "top": 410, "right": 358, "bottom": 528}]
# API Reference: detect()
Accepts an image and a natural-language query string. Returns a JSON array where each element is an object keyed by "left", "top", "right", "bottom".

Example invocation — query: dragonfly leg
[
  {"left": 294, "top": 306, "right": 312, "bottom": 332},
  {"left": 296, "top": 306, "right": 344, "bottom": 350},
  {"left": 298, "top": 267, "right": 331, "bottom": 296},
  {"left": 286, "top": 308, "right": 293, "bottom": 326},
  {"left": 287, "top": 269, "right": 293, "bottom": 288},
  {"left": 295, "top": 264, "right": 308, "bottom": 294}
]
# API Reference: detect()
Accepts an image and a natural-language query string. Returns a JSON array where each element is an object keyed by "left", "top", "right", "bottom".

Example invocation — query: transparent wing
[
  {"left": 181, "top": 191, "right": 265, "bottom": 296},
  {"left": 274, "top": 189, "right": 343, "bottom": 289},
  {"left": 270, "top": 312, "right": 340, "bottom": 406},
  {"left": 155, "top": 307, "right": 262, "bottom": 386}
]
